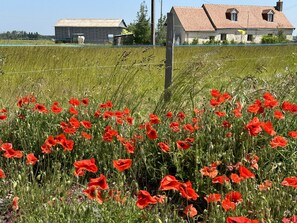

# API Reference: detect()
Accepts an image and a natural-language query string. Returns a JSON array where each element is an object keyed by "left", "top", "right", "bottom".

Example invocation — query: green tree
[
  {"left": 128, "top": 1, "right": 151, "bottom": 44},
  {"left": 156, "top": 15, "right": 166, "bottom": 45}
]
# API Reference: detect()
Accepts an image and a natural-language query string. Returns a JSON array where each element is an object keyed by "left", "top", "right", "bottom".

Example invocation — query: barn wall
[{"left": 55, "top": 27, "right": 124, "bottom": 44}]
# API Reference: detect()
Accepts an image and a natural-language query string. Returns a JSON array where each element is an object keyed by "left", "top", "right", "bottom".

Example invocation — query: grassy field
[
  {"left": 0, "top": 44, "right": 297, "bottom": 222},
  {"left": 0, "top": 44, "right": 296, "bottom": 110}
]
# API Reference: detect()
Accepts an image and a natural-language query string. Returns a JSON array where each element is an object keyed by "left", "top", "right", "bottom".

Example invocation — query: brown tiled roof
[
  {"left": 203, "top": 4, "right": 294, "bottom": 29},
  {"left": 172, "top": 7, "right": 215, "bottom": 31}
]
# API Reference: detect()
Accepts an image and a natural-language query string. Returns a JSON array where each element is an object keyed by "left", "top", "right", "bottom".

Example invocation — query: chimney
[{"left": 275, "top": 0, "right": 283, "bottom": 12}]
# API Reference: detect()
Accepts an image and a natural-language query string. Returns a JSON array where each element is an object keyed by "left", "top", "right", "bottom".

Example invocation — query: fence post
[{"left": 164, "top": 12, "right": 174, "bottom": 102}]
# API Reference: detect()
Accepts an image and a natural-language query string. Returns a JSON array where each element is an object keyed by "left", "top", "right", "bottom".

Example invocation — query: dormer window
[
  {"left": 226, "top": 8, "right": 239, "bottom": 21},
  {"left": 262, "top": 9, "right": 275, "bottom": 22}
]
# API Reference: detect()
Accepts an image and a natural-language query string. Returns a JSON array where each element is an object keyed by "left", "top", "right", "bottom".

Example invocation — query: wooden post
[{"left": 164, "top": 12, "right": 174, "bottom": 102}]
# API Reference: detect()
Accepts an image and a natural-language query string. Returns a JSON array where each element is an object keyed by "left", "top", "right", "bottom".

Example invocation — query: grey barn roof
[{"left": 55, "top": 19, "right": 127, "bottom": 28}]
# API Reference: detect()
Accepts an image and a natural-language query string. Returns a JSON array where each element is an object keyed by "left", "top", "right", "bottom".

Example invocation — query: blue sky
[{"left": 0, "top": 0, "right": 296, "bottom": 35}]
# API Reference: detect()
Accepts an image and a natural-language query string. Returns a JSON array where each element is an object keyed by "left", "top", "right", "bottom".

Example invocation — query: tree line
[{"left": 0, "top": 31, "right": 53, "bottom": 40}]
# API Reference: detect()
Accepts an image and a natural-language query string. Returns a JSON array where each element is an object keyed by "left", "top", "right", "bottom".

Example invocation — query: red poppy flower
[
  {"left": 270, "top": 136, "right": 287, "bottom": 148},
  {"left": 3, "top": 147, "right": 23, "bottom": 159},
  {"left": 158, "top": 142, "right": 170, "bottom": 153},
  {"left": 225, "top": 191, "right": 243, "bottom": 204},
  {"left": 183, "top": 124, "right": 195, "bottom": 133},
  {"left": 226, "top": 216, "right": 260, "bottom": 223},
  {"left": 200, "top": 166, "right": 218, "bottom": 178},
  {"left": 233, "top": 101, "right": 243, "bottom": 117},
  {"left": 81, "top": 132, "right": 92, "bottom": 140},
  {"left": 73, "top": 158, "right": 98, "bottom": 176},
  {"left": 0, "top": 168, "right": 6, "bottom": 178},
  {"left": 147, "top": 128, "right": 158, "bottom": 140},
  {"left": 177, "top": 111, "right": 186, "bottom": 120},
  {"left": 51, "top": 104, "right": 63, "bottom": 114},
  {"left": 115, "top": 112, "right": 123, "bottom": 119},
  {"left": 183, "top": 204, "right": 198, "bottom": 218},
  {"left": 159, "top": 175, "right": 181, "bottom": 191},
  {"left": 136, "top": 190, "right": 157, "bottom": 209},
  {"left": 26, "top": 153, "right": 38, "bottom": 165},
  {"left": 281, "top": 177, "right": 297, "bottom": 188},
  {"left": 0, "top": 108, "right": 7, "bottom": 113},
  {"left": 261, "top": 121, "right": 276, "bottom": 136},
  {"left": 35, "top": 103, "right": 48, "bottom": 113},
  {"left": 211, "top": 89, "right": 221, "bottom": 97},
  {"left": 204, "top": 193, "right": 221, "bottom": 203},
  {"left": 153, "top": 195, "right": 166, "bottom": 204},
  {"left": 169, "top": 121, "right": 180, "bottom": 132},
  {"left": 259, "top": 180, "right": 272, "bottom": 191},
  {"left": 176, "top": 140, "right": 191, "bottom": 150},
  {"left": 83, "top": 186, "right": 103, "bottom": 204},
  {"left": 0, "top": 143, "right": 12, "bottom": 152},
  {"left": 263, "top": 92, "right": 279, "bottom": 108},
  {"left": 230, "top": 173, "right": 242, "bottom": 184},
  {"left": 113, "top": 159, "right": 132, "bottom": 172},
  {"left": 69, "top": 117, "right": 80, "bottom": 128},
  {"left": 94, "top": 110, "right": 101, "bottom": 117},
  {"left": 246, "top": 117, "right": 262, "bottom": 136},
  {"left": 55, "top": 134, "right": 66, "bottom": 144},
  {"left": 282, "top": 101, "right": 292, "bottom": 111},
  {"left": 221, "top": 198, "right": 236, "bottom": 211},
  {"left": 41, "top": 143, "right": 52, "bottom": 154},
  {"left": 149, "top": 114, "right": 160, "bottom": 124},
  {"left": 166, "top": 111, "right": 173, "bottom": 118},
  {"left": 126, "top": 117, "right": 133, "bottom": 125},
  {"left": 60, "top": 139, "right": 74, "bottom": 151},
  {"left": 288, "top": 131, "right": 297, "bottom": 139},
  {"left": 222, "top": 120, "right": 232, "bottom": 128},
  {"left": 0, "top": 115, "right": 7, "bottom": 120},
  {"left": 81, "top": 98, "right": 89, "bottom": 105},
  {"left": 247, "top": 100, "right": 264, "bottom": 114},
  {"left": 81, "top": 120, "right": 92, "bottom": 129},
  {"left": 88, "top": 174, "right": 109, "bottom": 190},
  {"left": 12, "top": 197, "right": 19, "bottom": 211},
  {"left": 45, "top": 136, "right": 56, "bottom": 147},
  {"left": 100, "top": 101, "right": 113, "bottom": 109},
  {"left": 122, "top": 141, "right": 135, "bottom": 154},
  {"left": 212, "top": 175, "right": 230, "bottom": 184},
  {"left": 239, "top": 166, "right": 255, "bottom": 179},
  {"left": 69, "top": 98, "right": 80, "bottom": 106},
  {"left": 179, "top": 181, "right": 199, "bottom": 200},
  {"left": 103, "top": 129, "right": 118, "bottom": 142},
  {"left": 274, "top": 110, "right": 284, "bottom": 119},
  {"left": 282, "top": 215, "right": 297, "bottom": 223},
  {"left": 69, "top": 106, "right": 79, "bottom": 115},
  {"left": 215, "top": 111, "right": 226, "bottom": 117}
]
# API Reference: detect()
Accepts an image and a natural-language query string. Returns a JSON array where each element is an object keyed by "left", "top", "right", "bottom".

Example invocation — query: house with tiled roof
[{"left": 171, "top": 0, "right": 295, "bottom": 44}]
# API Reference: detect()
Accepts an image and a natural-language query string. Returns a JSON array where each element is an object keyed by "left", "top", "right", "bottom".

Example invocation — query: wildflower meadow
[{"left": 0, "top": 70, "right": 296, "bottom": 223}]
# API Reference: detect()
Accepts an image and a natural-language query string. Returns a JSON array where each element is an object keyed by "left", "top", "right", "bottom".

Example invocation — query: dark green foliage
[{"left": 128, "top": 1, "right": 151, "bottom": 44}]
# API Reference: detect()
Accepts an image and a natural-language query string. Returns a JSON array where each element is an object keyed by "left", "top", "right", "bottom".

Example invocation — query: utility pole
[{"left": 151, "top": 0, "right": 155, "bottom": 45}]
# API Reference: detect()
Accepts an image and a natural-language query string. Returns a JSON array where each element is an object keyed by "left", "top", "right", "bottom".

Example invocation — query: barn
[{"left": 54, "top": 19, "right": 127, "bottom": 44}]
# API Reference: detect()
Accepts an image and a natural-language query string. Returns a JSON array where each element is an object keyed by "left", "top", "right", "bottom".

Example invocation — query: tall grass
[{"left": 0, "top": 44, "right": 297, "bottom": 222}]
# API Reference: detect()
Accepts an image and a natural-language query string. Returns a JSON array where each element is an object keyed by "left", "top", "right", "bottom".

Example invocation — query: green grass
[{"left": 0, "top": 44, "right": 296, "bottom": 109}]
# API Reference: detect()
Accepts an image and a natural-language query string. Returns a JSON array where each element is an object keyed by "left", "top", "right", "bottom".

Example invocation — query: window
[
  {"left": 247, "top": 34, "right": 253, "bottom": 41},
  {"left": 262, "top": 10, "right": 275, "bottom": 22},
  {"left": 231, "top": 12, "right": 238, "bottom": 21},
  {"left": 226, "top": 8, "right": 238, "bottom": 21},
  {"left": 209, "top": 36, "right": 215, "bottom": 41},
  {"left": 267, "top": 13, "right": 274, "bottom": 22},
  {"left": 221, "top": 34, "right": 227, "bottom": 41}
]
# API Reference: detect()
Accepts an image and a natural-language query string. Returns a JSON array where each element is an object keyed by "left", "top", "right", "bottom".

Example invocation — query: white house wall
[{"left": 179, "top": 28, "right": 293, "bottom": 44}]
